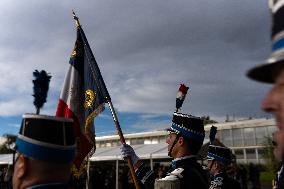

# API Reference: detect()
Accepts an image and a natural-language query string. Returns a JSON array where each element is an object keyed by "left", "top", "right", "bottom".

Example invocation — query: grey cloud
[{"left": 0, "top": 0, "right": 273, "bottom": 123}]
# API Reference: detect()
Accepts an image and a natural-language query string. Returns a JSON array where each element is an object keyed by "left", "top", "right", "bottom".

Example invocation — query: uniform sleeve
[{"left": 135, "top": 163, "right": 155, "bottom": 189}]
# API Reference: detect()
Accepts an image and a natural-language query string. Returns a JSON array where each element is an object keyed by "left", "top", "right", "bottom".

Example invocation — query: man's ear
[
  {"left": 14, "top": 155, "right": 27, "bottom": 179},
  {"left": 178, "top": 136, "right": 185, "bottom": 145}
]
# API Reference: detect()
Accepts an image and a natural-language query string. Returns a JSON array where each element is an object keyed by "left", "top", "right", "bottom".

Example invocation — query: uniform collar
[
  {"left": 172, "top": 155, "right": 197, "bottom": 169},
  {"left": 214, "top": 172, "right": 226, "bottom": 178}
]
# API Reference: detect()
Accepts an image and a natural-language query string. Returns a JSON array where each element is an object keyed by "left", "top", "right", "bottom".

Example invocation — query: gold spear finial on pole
[{"left": 72, "top": 10, "right": 81, "bottom": 28}]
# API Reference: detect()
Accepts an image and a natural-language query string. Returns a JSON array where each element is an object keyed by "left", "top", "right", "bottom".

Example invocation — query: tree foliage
[
  {"left": 262, "top": 136, "right": 278, "bottom": 174},
  {"left": 0, "top": 134, "right": 16, "bottom": 154},
  {"left": 201, "top": 116, "right": 218, "bottom": 125}
]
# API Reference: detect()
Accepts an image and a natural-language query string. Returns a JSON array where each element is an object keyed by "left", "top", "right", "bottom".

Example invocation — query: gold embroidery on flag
[{"left": 84, "top": 90, "right": 96, "bottom": 109}]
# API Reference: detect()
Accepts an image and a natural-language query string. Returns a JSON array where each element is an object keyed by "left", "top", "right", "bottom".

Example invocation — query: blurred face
[
  {"left": 262, "top": 69, "right": 284, "bottom": 161},
  {"left": 262, "top": 69, "right": 284, "bottom": 130},
  {"left": 207, "top": 159, "right": 216, "bottom": 175},
  {"left": 12, "top": 153, "right": 27, "bottom": 189}
]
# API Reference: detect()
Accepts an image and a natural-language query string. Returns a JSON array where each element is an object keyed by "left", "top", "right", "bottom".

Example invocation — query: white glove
[{"left": 120, "top": 144, "right": 140, "bottom": 165}]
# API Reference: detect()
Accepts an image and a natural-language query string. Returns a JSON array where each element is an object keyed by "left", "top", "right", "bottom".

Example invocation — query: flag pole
[
  {"left": 72, "top": 10, "right": 141, "bottom": 189},
  {"left": 107, "top": 101, "right": 141, "bottom": 189}
]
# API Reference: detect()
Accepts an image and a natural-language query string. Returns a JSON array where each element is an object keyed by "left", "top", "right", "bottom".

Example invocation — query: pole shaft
[
  {"left": 116, "top": 159, "right": 119, "bottom": 189},
  {"left": 86, "top": 155, "right": 90, "bottom": 189},
  {"left": 107, "top": 101, "right": 141, "bottom": 189}
]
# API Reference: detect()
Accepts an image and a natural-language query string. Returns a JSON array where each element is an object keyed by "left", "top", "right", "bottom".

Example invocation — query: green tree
[
  {"left": 201, "top": 116, "right": 218, "bottom": 125},
  {"left": 0, "top": 134, "right": 16, "bottom": 154},
  {"left": 262, "top": 136, "right": 278, "bottom": 174}
]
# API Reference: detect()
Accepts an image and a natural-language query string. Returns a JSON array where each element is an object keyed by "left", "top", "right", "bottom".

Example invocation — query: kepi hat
[
  {"left": 15, "top": 114, "right": 76, "bottom": 163},
  {"left": 207, "top": 145, "right": 231, "bottom": 165},
  {"left": 247, "top": 0, "right": 284, "bottom": 83},
  {"left": 167, "top": 112, "right": 205, "bottom": 143}
]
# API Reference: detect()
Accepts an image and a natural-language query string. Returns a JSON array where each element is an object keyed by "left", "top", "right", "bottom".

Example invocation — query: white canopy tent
[
  {"left": 89, "top": 143, "right": 172, "bottom": 189},
  {"left": 0, "top": 154, "right": 13, "bottom": 165},
  {"left": 90, "top": 143, "right": 169, "bottom": 162},
  {"left": 90, "top": 139, "right": 210, "bottom": 161},
  {"left": 0, "top": 139, "right": 210, "bottom": 165},
  {"left": 0, "top": 144, "right": 171, "bottom": 165}
]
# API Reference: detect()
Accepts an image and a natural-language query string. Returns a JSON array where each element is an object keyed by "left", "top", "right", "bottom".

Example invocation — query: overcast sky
[{"left": 0, "top": 0, "right": 273, "bottom": 136}]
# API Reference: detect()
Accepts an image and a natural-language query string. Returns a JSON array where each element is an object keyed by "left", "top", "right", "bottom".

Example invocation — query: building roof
[
  {"left": 204, "top": 118, "right": 275, "bottom": 131},
  {"left": 95, "top": 118, "right": 275, "bottom": 141}
]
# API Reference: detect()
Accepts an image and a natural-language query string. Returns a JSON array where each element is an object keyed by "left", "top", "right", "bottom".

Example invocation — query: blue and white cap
[
  {"left": 247, "top": 0, "right": 284, "bottom": 83},
  {"left": 15, "top": 114, "right": 76, "bottom": 163},
  {"left": 207, "top": 145, "right": 231, "bottom": 165},
  {"left": 167, "top": 112, "right": 205, "bottom": 143}
]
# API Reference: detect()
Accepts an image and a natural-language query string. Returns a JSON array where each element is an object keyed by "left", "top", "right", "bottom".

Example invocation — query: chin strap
[
  {"left": 168, "top": 133, "right": 181, "bottom": 157},
  {"left": 208, "top": 159, "right": 215, "bottom": 173}
]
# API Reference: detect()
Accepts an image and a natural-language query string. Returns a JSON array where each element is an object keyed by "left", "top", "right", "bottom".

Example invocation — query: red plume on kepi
[{"left": 176, "top": 84, "right": 189, "bottom": 112}]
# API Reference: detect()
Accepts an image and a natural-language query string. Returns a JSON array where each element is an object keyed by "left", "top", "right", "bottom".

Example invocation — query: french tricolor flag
[
  {"left": 176, "top": 84, "right": 189, "bottom": 111},
  {"left": 56, "top": 25, "right": 109, "bottom": 175}
]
